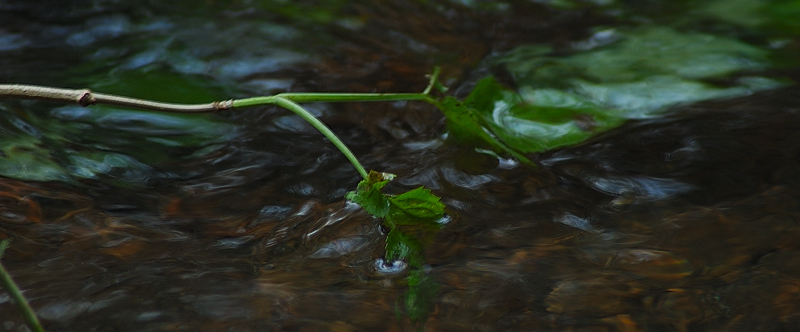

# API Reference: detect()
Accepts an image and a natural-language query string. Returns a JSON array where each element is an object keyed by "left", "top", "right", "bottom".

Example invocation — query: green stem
[
  {"left": 282, "top": 93, "right": 433, "bottom": 103},
  {"left": 423, "top": 66, "right": 442, "bottom": 95},
  {"left": 233, "top": 92, "right": 435, "bottom": 107},
  {"left": 0, "top": 240, "right": 44, "bottom": 332},
  {"left": 234, "top": 67, "right": 441, "bottom": 107},
  {"left": 238, "top": 96, "right": 370, "bottom": 179},
  {"left": 229, "top": 67, "right": 446, "bottom": 179}
]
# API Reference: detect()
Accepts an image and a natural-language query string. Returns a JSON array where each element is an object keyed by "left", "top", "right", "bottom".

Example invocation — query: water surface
[{"left": 1, "top": 1, "right": 800, "bottom": 331}]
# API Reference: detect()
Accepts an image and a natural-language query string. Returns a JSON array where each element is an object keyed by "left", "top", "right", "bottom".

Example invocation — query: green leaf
[
  {"left": 385, "top": 228, "right": 424, "bottom": 268},
  {"left": 345, "top": 172, "right": 442, "bottom": 324},
  {"left": 504, "top": 27, "right": 769, "bottom": 86},
  {"left": 403, "top": 269, "right": 439, "bottom": 323},
  {"left": 345, "top": 170, "right": 395, "bottom": 218},
  {"left": 0, "top": 135, "right": 70, "bottom": 182},
  {"left": 466, "top": 77, "right": 625, "bottom": 153},
  {"left": 438, "top": 76, "right": 625, "bottom": 155},
  {"left": 437, "top": 26, "right": 789, "bottom": 159},
  {"left": 436, "top": 96, "right": 494, "bottom": 147},
  {"left": 385, "top": 227, "right": 410, "bottom": 262},
  {"left": 435, "top": 96, "right": 535, "bottom": 163},
  {"left": 388, "top": 187, "right": 445, "bottom": 220},
  {"left": 499, "top": 27, "right": 783, "bottom": 118}
]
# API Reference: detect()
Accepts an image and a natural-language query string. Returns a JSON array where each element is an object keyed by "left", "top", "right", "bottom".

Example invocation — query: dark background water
[{"left": 1, "top": 1, "right": 800, "bottom": 331}]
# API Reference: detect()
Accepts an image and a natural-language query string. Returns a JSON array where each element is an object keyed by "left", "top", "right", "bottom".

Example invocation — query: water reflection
[{"left": 584, "top": 174, "right": 694, "bottom": 203}]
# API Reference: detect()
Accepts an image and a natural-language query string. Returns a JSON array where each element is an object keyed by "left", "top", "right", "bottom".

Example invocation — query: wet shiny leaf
[
  {"left": 438, "top": 76, "right": 624, "bottom": 155},
  {"left": 388, "top": 187, "right": 445, "bottom": 222},
  {"left": 436, "top": 96, "right": 516, "bottom": 154},
  {"left": 345, "top": 171, "right": 393, "bottom": 218},
  {"left": 500, "top": 27, "right": 783, "bottom": 118},
  {"left": 438, "top": 26, "right": 788, "bottom": 159}
]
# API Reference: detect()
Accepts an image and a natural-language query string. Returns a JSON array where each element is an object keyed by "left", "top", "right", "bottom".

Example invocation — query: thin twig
[{"left": 0, "top": 84, "right": 233, "bottom": 113}]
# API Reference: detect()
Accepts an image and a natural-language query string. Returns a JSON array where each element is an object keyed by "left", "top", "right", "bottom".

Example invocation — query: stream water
[{"left": 2, "top": 1, "right": 800, "bottom": 331}]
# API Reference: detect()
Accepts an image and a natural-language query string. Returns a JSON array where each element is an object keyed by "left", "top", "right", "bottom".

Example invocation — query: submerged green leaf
[
  {"left": 436, "top": 96, "right": 535, "bottom": 162},
  {"left": 439, "top": 76, "right": 625, "bottom": 155},
  {"left": 500, "top": 27, "right": 782, "bottom": 117},
  {"left": 0, "top": 135, "right": 70, "bottom": 182},
  {"left": 466, "top": 77, "right": 625, "bottom": 153},
  {"left": 0, "top": 103, "right": 237, "bottom": 184},
  {"left": 504, "top": 27, "right": 768, "bottom": 85},
  {"left": 385, "top": 228, "right": 424, "bottom": 267},
  {"left": 403, "top": 269, "right": 439, "bottom": 322},
  {"left": 438, "top": 26, "right": 788, "bottom": 159}
]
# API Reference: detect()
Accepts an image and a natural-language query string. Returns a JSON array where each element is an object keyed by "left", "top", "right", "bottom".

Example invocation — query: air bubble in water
[{"left": 374, "top": 258, "right": 407, "bottom": 275}]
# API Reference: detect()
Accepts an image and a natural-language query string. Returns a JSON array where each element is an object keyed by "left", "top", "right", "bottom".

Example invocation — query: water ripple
[
  {"left": 584, "top": 174, "right": 694, "bottom": 202},
  {"left": 440, "top": 166, "right": 497, "bottom": 190}
]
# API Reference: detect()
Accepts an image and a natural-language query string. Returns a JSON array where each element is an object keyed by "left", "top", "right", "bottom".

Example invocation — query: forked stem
[
  {"left": 0, "top": 67, "right": 445, "bottom": 179},
  {"left": 270, "top": 97, "right": 369, "bottom": 179}
]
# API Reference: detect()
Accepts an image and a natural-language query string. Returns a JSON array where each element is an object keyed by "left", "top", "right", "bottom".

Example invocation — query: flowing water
[{"left": 2, "top": 1, "right": 800, "bottom": 331}]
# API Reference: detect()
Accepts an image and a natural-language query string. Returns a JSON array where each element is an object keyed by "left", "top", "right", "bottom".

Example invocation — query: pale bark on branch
[{"left": 0, "top": 84, "right": 233, "bottom": 113}]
